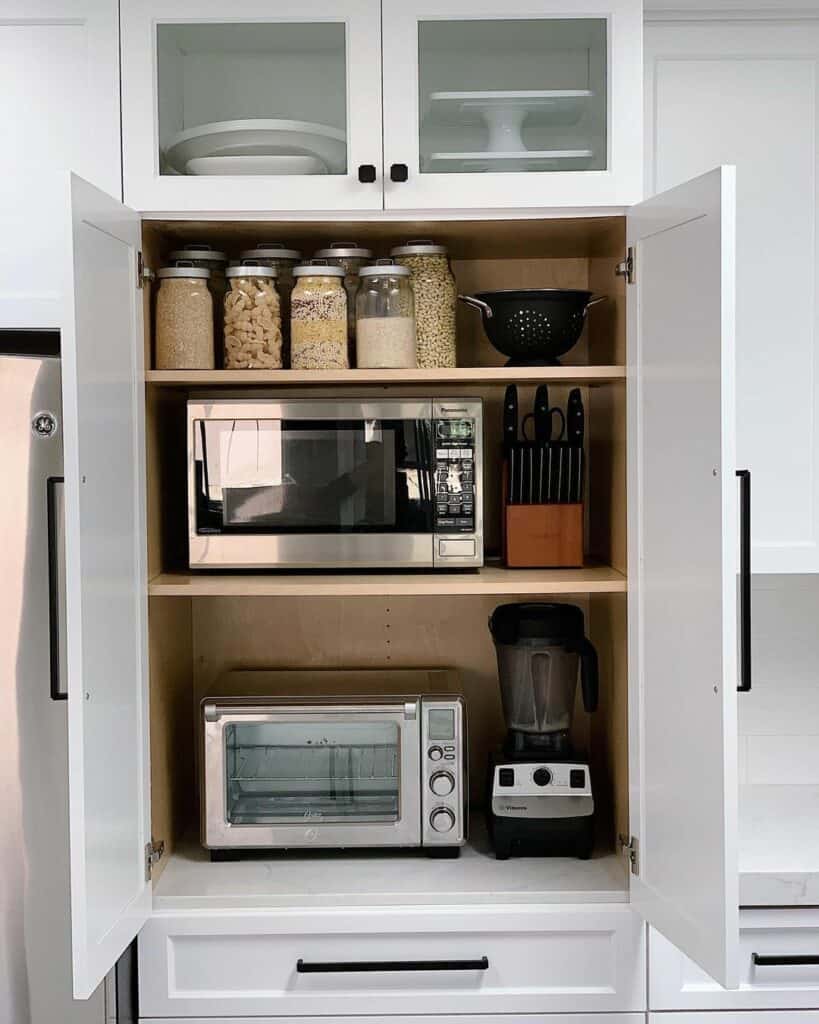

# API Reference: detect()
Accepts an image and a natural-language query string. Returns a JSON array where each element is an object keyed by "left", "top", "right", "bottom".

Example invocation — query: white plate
[
  {"left": 185, "top": 154, "right": 328, "bottom": 176},
  {"left": 428, "top": 149, "right": 594, "bottom": 172},
  {"left": 163, "top": 119, "right": 347, "bottom": 175}
]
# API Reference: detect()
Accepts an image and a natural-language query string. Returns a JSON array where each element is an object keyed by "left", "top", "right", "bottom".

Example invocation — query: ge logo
[
  {"left": 32, "top": 411, "right": 58, "bottom": 439},
  {"left": 304, "top": 828, "right": 319, "bottom": 842}
]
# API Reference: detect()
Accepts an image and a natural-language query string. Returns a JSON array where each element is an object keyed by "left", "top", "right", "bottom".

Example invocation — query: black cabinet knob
[
  {"left": 390, "top": 163, "right": 409, "bottom": 183},
  {"left": 357, "top": 164, "right": 376, "bottom": 183}
]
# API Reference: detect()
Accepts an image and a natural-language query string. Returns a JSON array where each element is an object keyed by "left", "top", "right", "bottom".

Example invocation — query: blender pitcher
[{"left": 489, "top": 603, "right": 599, "bottom": 756}]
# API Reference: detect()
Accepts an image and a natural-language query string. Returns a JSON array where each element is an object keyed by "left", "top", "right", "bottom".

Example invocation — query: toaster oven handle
[{"left": 297, "top": 957, "right": 489, "bottom": 974}]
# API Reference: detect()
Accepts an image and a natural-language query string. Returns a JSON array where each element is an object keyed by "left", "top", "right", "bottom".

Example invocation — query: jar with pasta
[
  {"left": 356, "top": 262, "right": 416, "bottom": 369},
  {"left": 238, "top": 242, "right": 301, "bottom": 359},
  {"left": 223, "top": 264, "right": 282, "bottom": 369},
  {"left": 155, "top": 263, "right": 214, "bottom": 369},
  {"left": 391, "top": 240, "right": 457, "bottom": 368},
  {"left": 290, "top": 262, "right": 348, "bottom": 370},
  {"left": 313, "top": 242, "right": 373, "bottom": 365}
]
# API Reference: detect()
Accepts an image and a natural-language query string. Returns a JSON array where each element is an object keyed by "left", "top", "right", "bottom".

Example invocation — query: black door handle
[
  {"left": 390, "top": 163, "right": 409, "bottom": 182},
  {"left": 357, "top": 164, "right": 376, "bottom": 183},
  {"left": 297, "top": 957, "right": 489, "bottom": 973},
  {"left": 752, "top": 953, "right": 819, "bottom": 967},
  {"left": 47, "top": 476, "right": 67, "bottom": 701},
  {"left": 736, "top": 469, "right": 751, "bottom": 692}
]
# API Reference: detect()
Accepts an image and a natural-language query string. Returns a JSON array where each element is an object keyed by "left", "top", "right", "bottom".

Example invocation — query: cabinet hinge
[
  {"left": 618, "top": 833, "right": 639, "bottom": 875},
  {"left": 145, "top": 839, "right": 165, "bottom": 881},
  {"left": 615, "top": 247, "right": 635, "bottom": 285},
  {"left": 137, "top": 251, "right": 154, "bottom": 289}
]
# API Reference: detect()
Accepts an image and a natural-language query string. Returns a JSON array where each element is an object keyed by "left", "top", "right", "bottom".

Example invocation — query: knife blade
[
  {"left": 575, "top": 447, "right": 584, "bottom": 503},
  {"left": 533, "top": 385, "right": 552, "bottom": 441}
]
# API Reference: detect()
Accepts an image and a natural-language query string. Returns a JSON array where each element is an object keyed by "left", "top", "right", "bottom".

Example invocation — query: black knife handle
[
  {"left": 503, "top": 385, "right": 518, "bottom": 447},
  {"left": 737, "top": 469, "right": 752, "bottom": 692},
  {"left": 567, "top": 388, "right": 585, "bottom": 447},
  {"left": 533, "top": 385, "right": 551, "bottom": 441}
]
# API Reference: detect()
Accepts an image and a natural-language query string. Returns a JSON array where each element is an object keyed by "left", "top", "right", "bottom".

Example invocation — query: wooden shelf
[
  {"left": 147, "top": 564, "right": 627, "bottom": 598},
  {"left": 145, "top": 366, "right": 626, "bottom": 387}
]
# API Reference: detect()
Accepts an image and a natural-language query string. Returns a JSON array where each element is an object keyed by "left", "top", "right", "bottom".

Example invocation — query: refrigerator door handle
[{"left": 47, "top": 476, "right": 67, "bottom": 700}]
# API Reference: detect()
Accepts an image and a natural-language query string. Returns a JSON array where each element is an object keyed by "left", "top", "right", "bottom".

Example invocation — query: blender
[{"left": 487, "top": 602, "right": 599, "bottom": 859}]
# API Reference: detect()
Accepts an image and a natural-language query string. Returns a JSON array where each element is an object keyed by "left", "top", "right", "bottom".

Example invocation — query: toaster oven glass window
[
  {"left": 193, "top": 418, "right": 434, "bottom": 534},
  {"left": 224, "top": 720, "right": 401, "bottom": 824}
]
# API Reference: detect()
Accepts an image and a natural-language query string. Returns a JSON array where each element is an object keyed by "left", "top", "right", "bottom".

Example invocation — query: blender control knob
[
  {"left": 430, "top": 807, "right": 456, "bottom": 833},
  {"left": 430, "top": 771, "right": 455, "bottom": 796},
  {"left": 533, "top": 767, "right": 553, "bottom": 787},
  {"left": 428, "top": 745, "right": 444, "bottom": 761}
]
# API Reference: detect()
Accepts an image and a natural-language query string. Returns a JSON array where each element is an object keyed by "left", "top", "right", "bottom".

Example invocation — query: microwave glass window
[
  {"left": 428, "top": 708, "right": 455, "bottom": 741},
  {"left": 194, "top": 418, "right": 434, "bottom": 534},
  {"left": 224, "top": 720, "right": 400, "bottom": 825}
]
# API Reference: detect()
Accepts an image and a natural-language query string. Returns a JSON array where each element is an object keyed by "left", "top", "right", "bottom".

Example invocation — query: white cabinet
[
  {"left": 120, "top": 0, "right": 642, "bottom": 213},
  {"left": 650, "top": 1015, "right": 819, "bottom": 1023},
  {"left": 381, "top": 0, "right": 643, "bottom": 210},
  {"left": 0, "top": 0, "right": 121, "bottom": 329},
  {"left": 645, "top": 15, "right": 819, "bottom": 573},
  {"left": 140, "top": 1016, "right": 647, "bottom": 1024},
  {"left": 650, "top": 910, "right": 819, "bottom": 1011}
]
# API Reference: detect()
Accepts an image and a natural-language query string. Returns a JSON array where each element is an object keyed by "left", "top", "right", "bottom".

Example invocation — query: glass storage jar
[
  {"left": 223, "top": 263, "right": 282, "bottom": 369},
  {"left": 291, "top": 261, "right": 348, "bottom": 370},
  {"left": 392, "top": 240, "right": 457, "bottom": 368},
  {"left": 238, "top": 242, "right": 301, "bottom": 356},
  {"left": 313, "top": 241, "right": 373, "bottom": 364},
  {"left": 356, "top": 262, "right": 416, "bottom": 369},
  {"left": 155, "top": 262, "right": 214, "bottom": 369},
  {"left": 168, "top": 244, "right": 228, "bottom": 364}
]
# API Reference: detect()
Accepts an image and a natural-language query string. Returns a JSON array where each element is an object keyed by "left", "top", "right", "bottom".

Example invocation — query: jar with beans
[
  {"left": 223, "top": 264, "right": 282, "bottom": 369},
  {"left": 155, "top": 263, "right": 214, "bottom": 369},
  {"left": 291, "top": 262, "right": 348, "bottom": 370},
  {"left": 391, "top": 240, "right": 457, "bottom": 368},
  {"left": 238, "top": 242, "right": 301, "bottom": 359},
  {"left": 313, "top": 242, "right": 373, "bottom": 365},
  {"left": 356, "top": 262, "right": 416, "bottom": 369}
]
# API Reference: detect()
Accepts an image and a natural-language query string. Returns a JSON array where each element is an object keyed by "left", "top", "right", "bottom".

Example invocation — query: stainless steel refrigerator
[{"left": 0, "top": 332, "right": 125, "bottom": 1023}]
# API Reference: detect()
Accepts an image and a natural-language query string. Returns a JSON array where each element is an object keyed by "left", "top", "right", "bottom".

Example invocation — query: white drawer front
[
  {"left": 139, "top": 906, "right": 645, "bottom": 1018},
  {"left": 650, "top": 910, "right": 819, "bottom": 1010},
  {"left": 650, "top": 1015, "right": 819, "bottom": 1023},
  {"left": 140, "top": 1016, "right": 647, "bottom": 1024}
]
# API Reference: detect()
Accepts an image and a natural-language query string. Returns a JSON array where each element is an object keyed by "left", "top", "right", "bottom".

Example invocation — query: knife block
[{"left": 501, "top": 462, "right": 584, "bottom": 568}]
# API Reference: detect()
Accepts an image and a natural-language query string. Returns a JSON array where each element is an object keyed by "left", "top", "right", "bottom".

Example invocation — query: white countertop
[{"left": 739, "top": 784, "right": 819, "bottom": 906}]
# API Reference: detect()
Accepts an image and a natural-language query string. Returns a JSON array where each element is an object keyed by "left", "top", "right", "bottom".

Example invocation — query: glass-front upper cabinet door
[
  {"left": 121, "top": 0, "right": 383, "bottom": 213},
  {"left": 381, "top": 0, "right": 642, "bottom": 211}
]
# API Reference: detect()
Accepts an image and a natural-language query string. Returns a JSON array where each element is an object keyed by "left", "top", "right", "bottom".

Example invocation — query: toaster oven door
[{"left": 203, "top": 704, "right": 422, "bottom": 849}]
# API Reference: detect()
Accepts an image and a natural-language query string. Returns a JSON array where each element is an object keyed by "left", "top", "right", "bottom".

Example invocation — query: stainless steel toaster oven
[
  {"left": 201, "top": 696, "right": 466, "bottom": 854},
  {"left": 187, "top": 398, "right": 483, "bottom": 569}
]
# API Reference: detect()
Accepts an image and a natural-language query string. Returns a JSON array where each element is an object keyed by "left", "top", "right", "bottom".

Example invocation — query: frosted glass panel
[
  {"left": 418, "top": 19, "right": 607, "bottom": 174},
  {"left": 156, "top": 23, "right": 348, "bottom": 177}
]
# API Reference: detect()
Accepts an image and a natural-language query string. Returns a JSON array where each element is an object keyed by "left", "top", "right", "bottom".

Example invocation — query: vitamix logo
[{"left": 502, "top": 804, "right": 527, "bottom": 812}]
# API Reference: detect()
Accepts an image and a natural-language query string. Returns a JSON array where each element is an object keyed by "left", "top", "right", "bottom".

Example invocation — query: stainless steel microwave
[
  {"left": 201, "top": 696, "right": 466, "bottom": 854},
  {"left": 187, "top": 398, "right": 483, "bottom": 569}
]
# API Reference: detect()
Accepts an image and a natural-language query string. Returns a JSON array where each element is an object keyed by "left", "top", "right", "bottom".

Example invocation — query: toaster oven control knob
[
  {"left": 430, "top": 806, "right": 456, "bottom": 833},
  {"left": 430, "top": 770, "right": 455, "bottom": 797},
  {"left": 428, "top": 745, "right": 444, "bottom": 762}
]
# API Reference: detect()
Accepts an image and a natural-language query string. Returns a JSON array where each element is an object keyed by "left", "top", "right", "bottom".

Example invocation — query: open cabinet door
[
  {"left": 628, "top": 166, "right": 739, "bottom": 988},
  {"left": 62, "top": 174, "right": 150, "bottom": 998}
]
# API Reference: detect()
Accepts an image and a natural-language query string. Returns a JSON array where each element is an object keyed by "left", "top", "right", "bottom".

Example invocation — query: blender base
[{"left": 488, "top": 812, "right": 594, "bottom": 861}]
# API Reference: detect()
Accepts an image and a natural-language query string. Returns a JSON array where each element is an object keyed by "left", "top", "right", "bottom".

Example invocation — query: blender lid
[{"left": 489, "top": 602, "right": 586, "bottom": 645}]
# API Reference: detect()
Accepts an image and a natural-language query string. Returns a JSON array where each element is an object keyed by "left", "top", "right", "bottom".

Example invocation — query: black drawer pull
[
  {"left": 297, "top": 956, "right": 489, "bottom": 974},
  {"left": 357, "top": 164, "right": 377, "bottom": 183},
  {"left": 390, "top": 163, "right": 409, "bottom": 182},
  {"left": 752, "top": 953, "right": 819, "bottom": 967}
]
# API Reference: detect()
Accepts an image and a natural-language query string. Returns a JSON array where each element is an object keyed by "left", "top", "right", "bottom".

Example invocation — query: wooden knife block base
[{"left": 503, "top": 502, "right": 584, "bottom": 568}]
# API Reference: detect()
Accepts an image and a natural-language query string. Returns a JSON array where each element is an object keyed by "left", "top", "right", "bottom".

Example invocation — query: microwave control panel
[{"left": 433, "top": 418, "right": 476, "bottom": 533}]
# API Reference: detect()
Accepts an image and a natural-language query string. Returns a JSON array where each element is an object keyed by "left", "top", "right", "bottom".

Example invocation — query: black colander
[{"left": 459, "top": 289, "right": 606, "bottom": 366}]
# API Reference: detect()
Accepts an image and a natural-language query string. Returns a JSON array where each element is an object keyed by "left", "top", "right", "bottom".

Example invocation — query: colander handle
[
  {"left": 585, "top": 295, "right": 607, "bottom": 312},
  {"left": 458, "top": 294, "right": 493, "bottom": 319}
]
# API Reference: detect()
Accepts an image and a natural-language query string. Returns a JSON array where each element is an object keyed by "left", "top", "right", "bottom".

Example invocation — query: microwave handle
[{"left": 297, "top": 957, "right": 489, "bottom": 974}]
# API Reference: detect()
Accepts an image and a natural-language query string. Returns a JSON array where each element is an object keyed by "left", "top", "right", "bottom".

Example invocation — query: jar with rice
[
  {"left": 313, "top": 242, "right": 373, "bottom": 365},
  {"left": 155, "top": 262, "right": 214, "bottom": 369},
  {"left": 391, "top": 240, "right": 457, "bottom": 368},
  {"left": 223, "top": 263, "right": 282, "bottom": 369},
  {"left": 290, "top": 261, "right": 348, "bottom": 370},
  {"left": 356, "top": 261, "right": 416, "bottom": 369},
  {"left": 167, "top": 244, "right": 228, "bottom": 364}
]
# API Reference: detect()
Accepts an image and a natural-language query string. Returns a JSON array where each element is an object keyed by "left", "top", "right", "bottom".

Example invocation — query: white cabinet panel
[
  {"left": 650, "top": 910, "right": 819, "bottom": 1010},
  {"left": 140, "top": 1017, "right": 647, "bottom": 1024},
  {"left": 138, "top": 906, "right": 646, "bottom": 1017},
  {"left": 645, "top": 19, "right": 819, "bottom": 572},
  {"left": 0, "top": 0, "right": 121, "bottom": 329},
  {"left": 381, "top": 0, "right": 643, "bottom": 210},
  {"left": 627, "top": 167, "right": 739, "bottom": 988},
  {"left": 64, "top": 176, "right": 150, "bottom": 999},
  {"left": 650, "top": 1015, "right": 819, "bottom": 1023}
]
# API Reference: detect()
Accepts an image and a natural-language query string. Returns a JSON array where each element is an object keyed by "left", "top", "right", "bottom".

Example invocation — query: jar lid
[
  {"left": 167, "top": 243, "right": 227, "bottom": 264},
  {"left": 157, "top": 261, "right": 211, "bottom": 279},
  {"left": 293, "top": 259, "right": 345, "bottom": 278},
  {"left": 314, "top": 241, "right": 373, "bottom": 259},
  {"left": 240, "top": 241, "right": 301, "bottom": 262},
  {"left": 391, "top": 239, "right": 448, "bottom": 256},
  {"left": 226, "top": 262, "right": 278, "bottom": 279},
  {"left": 359, "top": 262, "right": 410, "bottom": 278}
]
